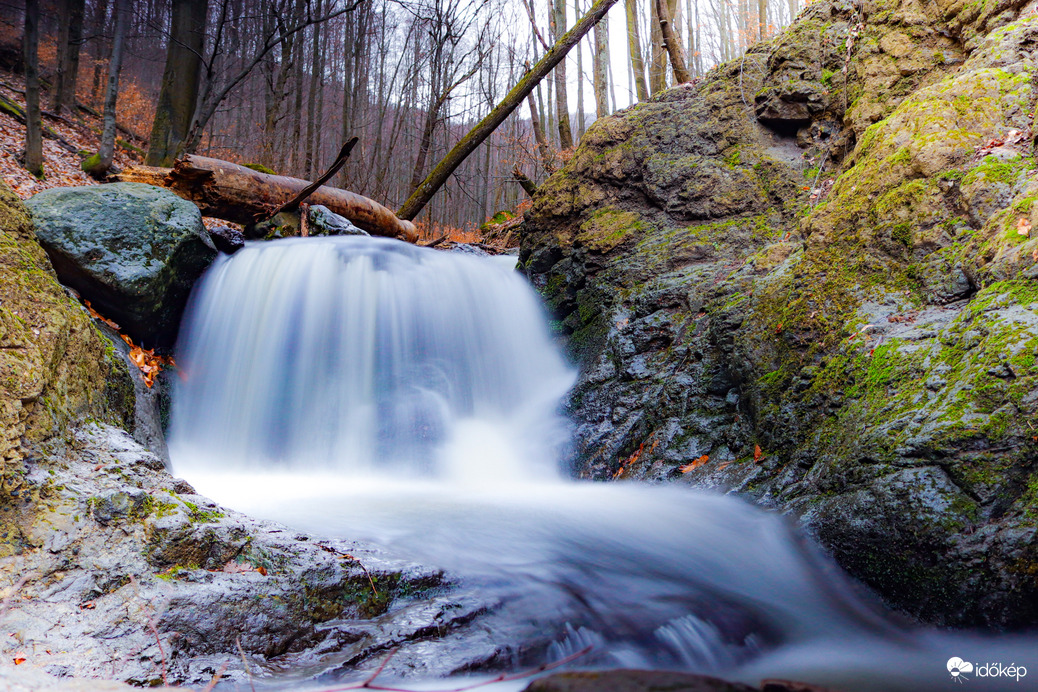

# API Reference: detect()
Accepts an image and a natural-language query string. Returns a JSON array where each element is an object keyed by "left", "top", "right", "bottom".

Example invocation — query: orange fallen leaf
[
  {"left": 717, "top": 461, "right": 732, "bottom": 471},
  {"left": 1018, "top": 217, "right": 1032, "bottom": 237},
  {"left": 79, "top": 600, "right": 95, "bottom": 610},
  {"left": 679, "top": 454, "right": 710, "bottom": 474},
  {"left": 13, "top": 654, "right": 25, "bottom": 665},
  {"left": 753, "top": 444, "right": 764, "bottom": 462}
]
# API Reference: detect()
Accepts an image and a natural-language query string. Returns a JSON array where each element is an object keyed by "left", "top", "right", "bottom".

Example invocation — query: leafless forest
[{"left": 5, "top": 0, "right": 806, "bottom": 234}]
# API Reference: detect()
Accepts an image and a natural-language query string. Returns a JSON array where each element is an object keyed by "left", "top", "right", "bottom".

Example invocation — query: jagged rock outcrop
[
  {"left": 522, "top": 0, "right": 1038, "bottom": 628},
  {"left": 26, "top": 183, "right": 217, "bottom": 349}
]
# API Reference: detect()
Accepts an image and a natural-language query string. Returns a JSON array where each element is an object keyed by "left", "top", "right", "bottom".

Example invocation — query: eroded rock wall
[{"left": 522, "top": 0, "right": 1038, "bottom": 628}]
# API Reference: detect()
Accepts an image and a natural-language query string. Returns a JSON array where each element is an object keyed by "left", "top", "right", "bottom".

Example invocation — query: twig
[
  {"left": 422, "top": 234, "right": 450, "bottom": 248},
  {"left": 0, "top": 574, "right": 32, "bottom": 618},
  {"left": 317, "top": 542, "right": 378, "bottom": 595},
  {"left": 266, "top": 137, "right": 359, "bottom": 220},
  {"left": 236, "top": 636, "right": 257, "bottom": 692}
]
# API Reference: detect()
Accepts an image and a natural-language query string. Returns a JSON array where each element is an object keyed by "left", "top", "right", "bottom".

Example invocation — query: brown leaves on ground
[
  {"left": 83, "top": 299, "right": 172, "bottom": 388},
  {"left": 1017, "top": 217, "right": 1031, "bottom": 237},
  {"left": 678, "top": 455, "right": 709, "bottom": 474},
  {"left": 754, "top": 444, "right": 764, "bottom": 463},
  {"left": 0, "top": 76, "right": 143, "bottom": 200}
]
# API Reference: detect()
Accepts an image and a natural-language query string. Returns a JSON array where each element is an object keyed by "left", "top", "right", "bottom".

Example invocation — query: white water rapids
[{"left": 169, "top": 237, "right": 1035, "bottom": 691}]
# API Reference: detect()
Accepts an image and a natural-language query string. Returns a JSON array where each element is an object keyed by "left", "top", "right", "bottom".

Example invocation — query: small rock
[
  {"left": 207, "top": 225, "right": 245, "bottom": 254},
  {"left": 307, "top": 205, "right": 369, "bottom": 236}
]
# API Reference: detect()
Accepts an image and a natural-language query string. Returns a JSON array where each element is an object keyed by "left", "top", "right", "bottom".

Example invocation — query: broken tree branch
[{"left": 267, "top": 137, "right": 358, "bottom": 219}]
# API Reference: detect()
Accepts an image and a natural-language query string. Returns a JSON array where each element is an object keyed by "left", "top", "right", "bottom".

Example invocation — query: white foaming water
[{"left": 170, "top": 237, "right": 1035, "bottom": 692}]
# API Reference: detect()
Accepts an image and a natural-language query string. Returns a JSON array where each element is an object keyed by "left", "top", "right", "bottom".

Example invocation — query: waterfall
[
  {"left": 169, "top": 236, "right": 574, "bottom": 481},
  {"left": 168, "top": 236, "right": 1036, "bottom": 692}
]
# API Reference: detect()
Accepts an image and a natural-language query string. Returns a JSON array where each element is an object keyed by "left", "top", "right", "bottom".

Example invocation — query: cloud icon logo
[{"left": 948, "top": 657, "right": 974, "bottom": 682}]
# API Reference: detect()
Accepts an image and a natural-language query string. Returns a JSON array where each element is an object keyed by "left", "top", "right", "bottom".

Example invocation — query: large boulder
[
  {"left": 26, "top": 182, "right": 217, "bottom": 348},
  {"left": 522, "top": 0, "right": 1038, "bottom": 629}
]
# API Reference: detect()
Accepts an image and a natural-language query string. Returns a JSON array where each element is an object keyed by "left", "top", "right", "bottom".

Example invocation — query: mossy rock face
[
  {"left": 0, "top": 177, "right": 134, "bottom": 516},
  {"left": 522, "top": 0, "right": 1038, "bottom": 628},
  {"left": 25, "top": 182, "right": 217, "bottom": 348}
]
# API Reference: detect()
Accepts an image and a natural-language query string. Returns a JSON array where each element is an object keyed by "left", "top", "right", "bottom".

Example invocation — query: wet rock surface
[
  {"left": 522, "top": 0, "right": 1038, "bottom": 628},
  {"left": 25, "top": 182, "right": 217, "bottom": 348},
  {"left": 0, "top": 425, "right": 498, "bottom": 688}
]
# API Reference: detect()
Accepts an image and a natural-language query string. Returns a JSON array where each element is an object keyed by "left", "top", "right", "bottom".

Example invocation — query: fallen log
[{"left": 114, "top": 155, "right": 417, "bottom": 242}]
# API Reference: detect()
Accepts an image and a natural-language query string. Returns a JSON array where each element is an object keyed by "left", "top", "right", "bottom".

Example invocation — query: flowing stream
[{"left": 169, "top": 237, "right": 1034, "bottom": 692}]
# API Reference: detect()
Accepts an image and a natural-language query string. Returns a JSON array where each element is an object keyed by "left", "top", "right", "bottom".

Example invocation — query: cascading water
[{"left": 170, "top": 236, "right": 1035, "bottom": 692}]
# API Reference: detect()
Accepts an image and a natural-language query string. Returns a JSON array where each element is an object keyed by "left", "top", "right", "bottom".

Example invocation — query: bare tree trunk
[
  {"left": 624, "top": 0, "right": 648, "bottom": 100},
  {"left": 146, "top": 0, "right": 208, "bottom": 166},
  {"left": 398, "top": 0, "right": 621, "bottom": 221},
  {"left": 593, "top": 21, "right": 609, "bottom": 117},
  {"left": 90, "top": 0, "right": 109, "bottom": 103},
  {"left": 648, "top": 0, "right": 667, "bottom": 93},
  {"left": 551, "top": 0, "right": 573, "bottom": 149},
  {"left": 656, "top": 0, "right": 690, "bottom": 83},
  {"left": 526, "top": 84, "right": 555, "bottom": 174},
  {"left": 22, "top": 0, "right": 43, "bottom": 178},
  {"left": 576, "top": 0, "right": 586, "bottom": 137},
  {"left": 93, "top": 0, "right": 129, "bottom": 175},
  {"left": 52, "top": 0, "right": 86, "bottom": 114},
  {"left": 304, "top": 0, "right": 323, "bottom": 178},
  {"left": 759, "top": 0, "right": 767, "bottom": 39}
]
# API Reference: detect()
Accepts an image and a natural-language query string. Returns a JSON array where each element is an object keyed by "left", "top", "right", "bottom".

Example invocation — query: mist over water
[{"left": 170, "top": 237, "right": 1035, "bottom": 692}]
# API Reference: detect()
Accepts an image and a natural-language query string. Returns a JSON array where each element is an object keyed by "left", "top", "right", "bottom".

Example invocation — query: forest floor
[{"left": 0, "top": 71, "right": 143, "bottom": 199}]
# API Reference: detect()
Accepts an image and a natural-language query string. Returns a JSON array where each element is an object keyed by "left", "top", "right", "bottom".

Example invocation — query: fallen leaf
[
  {"left": 717, "top": 461, "right": 732, "bottom": 471},
  {"left": 679, "top": 455, "right": 709, "bottom": 473},
  {"left": 753, "top": 444, "right": 763, "bottom": 463},
  {"left": 1017, "top": 217, "right": 1031, "bottom": 237},
  {"left": 79, "top": 600, "right": 95, "bottom": 610},
  {"left": 13, "top": 654, "right": 25, "bottom": 665}
]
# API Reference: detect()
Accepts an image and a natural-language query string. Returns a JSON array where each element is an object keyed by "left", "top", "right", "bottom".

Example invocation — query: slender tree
[
  {"left": 22, "top": 0, "right": 43, "bottom": 178},
  {"left": 551, "top": 0, "right": 573, "bottom": 149},
  {"left": 52, "top": 0, "right": 86, "bottom": 114},
  {"left": 88, "top": 0, "right": 130, "bottom": 176},
  {"left": 624, "top": 0, "right": 648, "bottom": 100}
]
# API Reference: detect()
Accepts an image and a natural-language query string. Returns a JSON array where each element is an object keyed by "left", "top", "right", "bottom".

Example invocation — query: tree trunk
[
  {"left": 625, "top": 0, "right": 649, "bottom": 101},
  {"left": 22, "top": 0, "right": 43, "bottom": 178},
  {"left": 52, "top": 0, "right": 86, "bottom": 114},
  {"left": 146, "top": 0, "right": 207, "bottom": 167},
  {"left": 116, "top": 155, "right": 418, "bottom": 242},
  {"left": 759, "top": 0, "right": 767, "bottom": 40},
  {"left": 397, "top": 0, "right": 621, "bottom": 221},
  {"left": 576, "top": 0, "right": 586, "bottom": 137},
  {"left": 648, "top": 0, "right": 667, "bottom": 94},
  {"left": 593, "top": 21, "right": 609, "bottom": 117},
  {"left": 526, "top": 85, "right": 555, "bottom": 174},
  {"left": 90, "top": 0, "right": 109, "bottom": 102},
  {"left": 303, "top": 0, "right": 322, "bottom": 178},
  {"left": 656, "top": 0, "right": 690, "bottom": 83},
  {"left": 551, "top": 0, "right": 573, "bottom": 150},
  {"left": 94, "top": 0, "right": 129, "bottom": 174}
]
